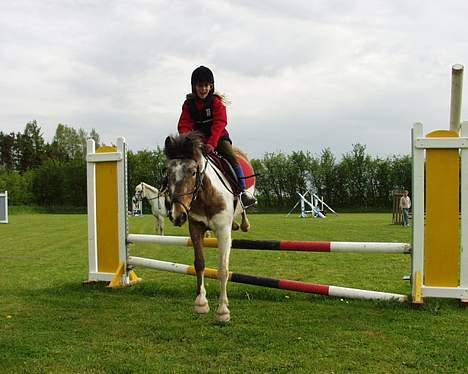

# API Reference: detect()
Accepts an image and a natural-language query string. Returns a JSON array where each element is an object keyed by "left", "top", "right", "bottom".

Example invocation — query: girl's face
[{"left": 195, "top": 83, "right": 212, "bottom": 99}]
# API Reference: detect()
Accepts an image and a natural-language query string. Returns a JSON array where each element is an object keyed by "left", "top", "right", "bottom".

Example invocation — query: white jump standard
[
  {"left": 0, "top": 191, "right": 8, "bottom": 224},
  {"left": 411, "top": 122, "right": 468, "bottom": 303}
]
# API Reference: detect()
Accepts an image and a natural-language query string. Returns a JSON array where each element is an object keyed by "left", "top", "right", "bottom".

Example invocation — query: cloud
[{"left": 1, "top": 1, "right": 468, "bottom": 159}]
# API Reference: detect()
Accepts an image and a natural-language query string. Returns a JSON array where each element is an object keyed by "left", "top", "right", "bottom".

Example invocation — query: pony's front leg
[
  {"left": 189, "top": 220, "right": 209, "bottom": 314},
  {"left": 158, "top": 215, "right": 164, "bottom": 235},
  {"left": 153, "top": 215, "right": 159, "bottom": 234},
  {"left": 216, "top": 226, "right": 232, "bottom": 322}
]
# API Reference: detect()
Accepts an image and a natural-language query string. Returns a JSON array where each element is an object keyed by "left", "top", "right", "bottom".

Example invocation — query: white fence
[{"left": 0, "top": 191, "right": 8, "bottom": 224}]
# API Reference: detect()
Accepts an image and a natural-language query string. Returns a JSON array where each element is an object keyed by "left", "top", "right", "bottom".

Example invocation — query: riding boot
[{"left": 233, "top": 165, "right": 257, "bottom": 207}]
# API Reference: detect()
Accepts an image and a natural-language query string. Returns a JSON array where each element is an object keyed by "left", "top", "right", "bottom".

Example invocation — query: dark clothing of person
[
  {"left": 178, "top": 94, "right": 230, "bottom": 150},
  {"left": 178, "top": 94, "right": 241, "bottom": 179}
]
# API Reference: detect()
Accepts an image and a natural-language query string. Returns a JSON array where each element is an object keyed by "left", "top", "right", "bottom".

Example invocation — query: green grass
[{"left": 1, "top": 212, "right": 467, "bottom": 373}]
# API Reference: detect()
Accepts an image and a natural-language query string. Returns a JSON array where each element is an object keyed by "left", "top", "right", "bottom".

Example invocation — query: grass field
[{"left": 1, "top": 211, "right": 467, "bottom": 373}]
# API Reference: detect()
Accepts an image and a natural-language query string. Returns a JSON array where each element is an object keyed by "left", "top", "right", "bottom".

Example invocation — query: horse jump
[
  {"left": 86, "top": 137, "right": 409, "bottom": 306},
  {"left": 86, "top": 126, "right": 468, "bottom": 311}
]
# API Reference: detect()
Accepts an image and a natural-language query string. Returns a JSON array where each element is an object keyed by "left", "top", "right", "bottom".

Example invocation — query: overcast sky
[{"left": 2, "top": 0, "right": 468, "bottom": 159}]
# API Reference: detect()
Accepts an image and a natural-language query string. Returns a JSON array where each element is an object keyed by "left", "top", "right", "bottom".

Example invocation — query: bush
[{"left": 0, "top": 169, "right": 35, "bottom": 205}]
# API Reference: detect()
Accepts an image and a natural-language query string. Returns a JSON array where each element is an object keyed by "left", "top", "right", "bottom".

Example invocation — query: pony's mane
[
  {"left": 140, "top": 182, "right": 159, "bottom": 193},
  {"left": 164, "top": 132, "right": 204, "bottom": 161}
]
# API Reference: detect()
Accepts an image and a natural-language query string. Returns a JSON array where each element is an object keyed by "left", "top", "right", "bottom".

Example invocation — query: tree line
[{"left": 0, "top": 122, "right": 411, "bottom": 211}]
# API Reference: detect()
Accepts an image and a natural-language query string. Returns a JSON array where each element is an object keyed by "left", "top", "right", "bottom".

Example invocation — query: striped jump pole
[
  {"left": 127, "top": 234, "right": 411, "bottom": 254},
  {"left": 128, "top": 256, "right": 408, "bottom": 302}
]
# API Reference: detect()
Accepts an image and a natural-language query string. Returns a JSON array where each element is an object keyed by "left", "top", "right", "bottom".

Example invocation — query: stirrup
[{"left": 240, "top": 191, "right": 257, "bottom": 209}]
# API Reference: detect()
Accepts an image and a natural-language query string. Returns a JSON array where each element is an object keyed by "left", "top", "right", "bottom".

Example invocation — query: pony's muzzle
[
  {"left": 173, "top": 211, "right": 187, "bottom": 226},
  {"left": 168, "top": 198, "right": 190, "bottom": 227}
]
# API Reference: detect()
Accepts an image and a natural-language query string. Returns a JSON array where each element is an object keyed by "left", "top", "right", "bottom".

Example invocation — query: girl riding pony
[{"left": 177, "top": 66, "right": 256, "bottom": 207}]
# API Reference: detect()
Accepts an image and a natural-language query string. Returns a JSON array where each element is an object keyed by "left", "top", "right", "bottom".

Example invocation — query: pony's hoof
[
  {"left": 194, "top": 296, "right": 210, "bottom": 314},
  {"left": 241, "top": 223, "right": 250, "bottom": 232},
  {"left": 216, "top": 312, "right": 231, "bottom": 323},
  {"left": 195, "top": 304, "right": 210, "bottom": 314},
  {"left": 231, "top": 222, "right": 240, "bottom": 231}
]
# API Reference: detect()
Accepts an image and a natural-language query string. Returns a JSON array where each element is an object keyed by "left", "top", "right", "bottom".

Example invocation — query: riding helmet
[{"left": 191, "top": 66, "right": 215, "bottom": 92}]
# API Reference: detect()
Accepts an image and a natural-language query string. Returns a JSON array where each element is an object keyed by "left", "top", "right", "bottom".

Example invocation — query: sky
[{"left": 1, "top": 0, "right": 468, "bottom": 159}]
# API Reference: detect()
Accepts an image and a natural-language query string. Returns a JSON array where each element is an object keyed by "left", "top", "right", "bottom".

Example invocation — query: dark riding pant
[{"left": 216, "top": 139, "right": 246, "bottom": 190}]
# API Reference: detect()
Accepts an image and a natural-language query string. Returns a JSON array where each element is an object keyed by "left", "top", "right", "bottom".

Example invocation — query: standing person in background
[
  {"left": 177, "top": 65, "right": 257, "bottom": 207},
  {"left": 399, "top": 190, "right": 411, "bottom": 226}
]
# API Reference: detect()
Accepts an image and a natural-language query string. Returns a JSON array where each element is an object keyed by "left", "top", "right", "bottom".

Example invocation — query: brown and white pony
[{"left": 164, "top": 132, "right": 254, "bottom": 322}]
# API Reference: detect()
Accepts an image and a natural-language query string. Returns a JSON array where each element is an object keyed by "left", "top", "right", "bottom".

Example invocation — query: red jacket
[{"left": 177, "top": 95, "right": 229, "bottom": 148}]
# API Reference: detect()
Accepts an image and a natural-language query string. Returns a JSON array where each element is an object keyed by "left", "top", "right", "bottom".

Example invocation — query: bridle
[
  {"left": 168, "top": 156, "right": 208, "bottom": 215},
  {"left": 134, "top": 184, "right": 144, "bottom": 202}
]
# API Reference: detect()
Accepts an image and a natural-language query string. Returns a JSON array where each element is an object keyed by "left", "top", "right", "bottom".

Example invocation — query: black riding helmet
[{"left": 191, "top": 66, "right": 215, "bottom": 94}]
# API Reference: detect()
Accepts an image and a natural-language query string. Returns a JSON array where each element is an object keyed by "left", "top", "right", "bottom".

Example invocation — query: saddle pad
[
  {"left": 207, "top": 152, "right": 256, "bottom": 192},
  {"left": 237, "top": 154, "right": 255, "bottom": 189}
]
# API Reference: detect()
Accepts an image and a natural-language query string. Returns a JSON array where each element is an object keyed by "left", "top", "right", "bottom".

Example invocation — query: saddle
[{"left": 207, "top": 153, "right": 243, "bottom": 195}]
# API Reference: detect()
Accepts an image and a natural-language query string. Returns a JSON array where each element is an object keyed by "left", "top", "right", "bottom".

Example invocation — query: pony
[
  {"left": 134, "top": 182, "right": 167, "bottom": 235},
  {"left": 164, "top": 132, "right": 254, "bottom": 322}
]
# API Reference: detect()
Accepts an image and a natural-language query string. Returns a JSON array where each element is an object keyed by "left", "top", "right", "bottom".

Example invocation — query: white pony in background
[{"left": 134, "top": 182, "right": 167, "bottom": 235}]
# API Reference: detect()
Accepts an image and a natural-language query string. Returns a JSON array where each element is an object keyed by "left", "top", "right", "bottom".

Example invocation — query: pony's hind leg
[
  {"left": 189, "top": 220, "right": 209, "bottom": 314},
  {"left": 231, "top": 221, "right": 240, "bottom": 231},
  {"left": 215, "top": 226, "right": 232, "bottom": 322}
]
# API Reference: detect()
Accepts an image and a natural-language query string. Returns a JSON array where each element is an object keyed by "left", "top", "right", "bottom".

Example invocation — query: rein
[{"left": 207, "top": 156, "right": 236, "bottom": 195}]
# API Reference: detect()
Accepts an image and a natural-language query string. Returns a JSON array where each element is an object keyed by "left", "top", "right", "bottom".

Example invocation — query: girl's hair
[{"left": 186, "top": 92, "right": 231, "bottom": 105}]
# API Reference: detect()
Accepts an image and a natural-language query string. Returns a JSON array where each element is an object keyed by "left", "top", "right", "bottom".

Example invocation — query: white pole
[
  {"left": 127, "top": 234, "right": 190, "bottom": 246},
  {"left": 86, "top": 139, "right": 98, "bottom": 280},
  {"left": 127, "top": 256, "right": 408, "bottom": 302},
  {"left": 128, "top": 256, "right": 189, "bottom": 274},
  {"left": 128, "top": 234, "right": 410, "bottom": 253},
  {"left": 330, "top": 242, "right": 411, "bottom": 254},
  {"left": 450, "top": 64, "right": 464, "bottom": 132},
  {"left": 328, "top": 285, "right": 407, "bottom": 302},
  {"left": 300, "top": 194, "right": 306, "bottom": 218},
  {"left": 117, "top": 137, "right": 128, "bottom": 269},
  {"left": 312, "top": 193, "right": 337, "bottom": 214},
  {"left": 411, "top": 123, "right": 425, "bottom": 302},
  {"left": 460, "top": 122, "right": 468, "bottom": 302}
]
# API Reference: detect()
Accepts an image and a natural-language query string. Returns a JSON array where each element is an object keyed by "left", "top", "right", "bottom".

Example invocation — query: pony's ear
[
  {"left": 164, "top": 136, "right": 174, "bottom": 150},
  {"left": 164, "top": 136, "right": 176, "bottom": 158}
]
